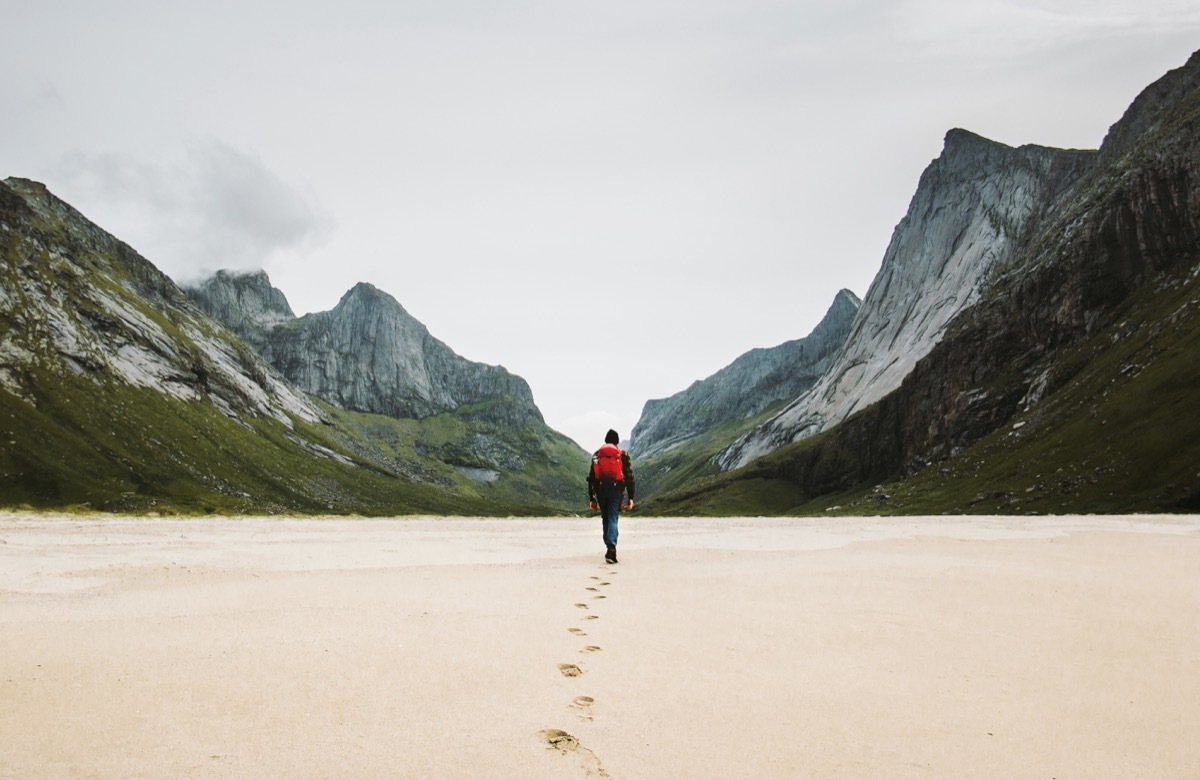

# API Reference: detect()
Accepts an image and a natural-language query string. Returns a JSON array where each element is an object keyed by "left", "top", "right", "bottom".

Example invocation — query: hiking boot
[{"left": 605, "top": 545, "right": 618, "bottom": 564}]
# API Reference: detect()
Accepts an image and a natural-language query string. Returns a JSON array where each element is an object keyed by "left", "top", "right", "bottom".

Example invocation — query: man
[{"left": 587, "top": 429, "right": 635, "bottom": 564}]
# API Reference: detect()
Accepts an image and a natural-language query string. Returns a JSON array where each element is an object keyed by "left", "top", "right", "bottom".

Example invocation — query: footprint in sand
[
  {"left": 583, "top": 615, "right": 599, "bottom": 621},
  {"left": 585, "top": 587, "right": 599, "bottom": 592},
  {"left": 592, "top": 595, "right": 606, "bottom": 599},
  {"left": 558, "top": 663, "right": 583, "bottom": 677},
  {"left": 570, "top": 695, "right": 595, "bottom": 721},
  {"left": 581, "top": 645, "right": 601, "bottom": 653},
  {"left": 568, "top": 627, "right": 586, "bottom": 635},
  {"left": 574, "top": 603, "right": 589, "bottom": 609},
  {"left": 539, "top": 729, "right": 580, "bottom": 750},
  {"left": 536, "top": 729, "right": 611, "bottom": 779}
]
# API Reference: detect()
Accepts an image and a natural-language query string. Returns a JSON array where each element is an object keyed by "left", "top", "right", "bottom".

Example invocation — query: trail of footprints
[
  {"left": 559, "top": 573, "right": 613, "bottom": 689},
  {"left": 538, "top": 568, "right": 617, "bottom": 778}
]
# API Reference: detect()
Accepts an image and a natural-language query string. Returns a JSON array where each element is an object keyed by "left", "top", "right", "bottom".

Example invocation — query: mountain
[
  {"left": 719, "top": 130, "right": 1095, "bottom": 470},
  {"left": 0, "top": 179, "right": 321, "bottom": 427},
  {"left": 0, "top": 178, "right": 585, "bottom": 514},
  {"left": 188, "top": 272, "right": 542, "bottom": 427},
  {"left": 184, "top": 269, "right": 294, "bottom": 354},
  {"left": 630, "top": 288, "right": 861, "bottom": 460},
  {"left": 651, "top": 49, "right": 1200, "bottom": 515}
]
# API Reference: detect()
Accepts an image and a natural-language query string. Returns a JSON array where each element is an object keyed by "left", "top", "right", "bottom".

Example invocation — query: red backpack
[{"left": 592, "top": 443, "right": 624, "bottom": 483}]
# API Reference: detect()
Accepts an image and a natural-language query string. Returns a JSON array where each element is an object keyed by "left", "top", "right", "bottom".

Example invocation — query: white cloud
[{"left": 48, "top": 141, "right": 330, "bottom": 283}]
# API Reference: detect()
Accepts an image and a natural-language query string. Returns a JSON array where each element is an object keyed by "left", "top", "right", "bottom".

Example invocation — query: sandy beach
[{"left": 1, "top": 512, "right": 1198, "bottom": 779}]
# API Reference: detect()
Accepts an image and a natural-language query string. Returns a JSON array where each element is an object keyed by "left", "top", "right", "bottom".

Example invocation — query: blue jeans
[{"left": 598, "top": 487, "right": 623, "bottom": 548}]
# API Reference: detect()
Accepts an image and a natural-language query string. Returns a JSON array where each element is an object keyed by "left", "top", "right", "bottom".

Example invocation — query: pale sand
[{"left": 1, "top": 513, "right": 1198, "bottom": 779}]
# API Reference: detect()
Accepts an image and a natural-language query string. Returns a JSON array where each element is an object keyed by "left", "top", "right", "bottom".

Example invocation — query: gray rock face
[
  {"left": 0, "top": 177, "right": 586, "bottom": 513},
  {"left": 184, "top": 270, "right": 295, "bottom": 354},
  {"left": 189, "top": 274, "right": 543, "bottom": 426},
  {"left": 700, "top": 48, "right": 1200, "bottom": 501},
  {"left": 718, "top": 130, "right": 1096, "bottom": 470},
  {"left": 630, "top": 289, "right": 861, "bottom": 458},
  {"left": 0, "top": 178, "right": 322, "bottom": 426}
]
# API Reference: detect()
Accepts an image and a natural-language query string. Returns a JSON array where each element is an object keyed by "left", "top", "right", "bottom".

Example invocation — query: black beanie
[{"left": 605, "top": 429, "right": 620, "bottom": 445}]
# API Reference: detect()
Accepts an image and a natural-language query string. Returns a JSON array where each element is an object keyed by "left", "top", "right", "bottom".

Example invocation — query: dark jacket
[{"left": 587, "top": 448, "right": 635, "bottom": 502}]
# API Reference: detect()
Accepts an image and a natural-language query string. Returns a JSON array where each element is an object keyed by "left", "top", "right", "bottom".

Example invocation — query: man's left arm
[{"left": 622, "top": 451, "right": 635, "bottom": 506}]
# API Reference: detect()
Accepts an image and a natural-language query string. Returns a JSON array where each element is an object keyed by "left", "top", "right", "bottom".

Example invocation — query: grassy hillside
[
  {"left": 1, "top": 177, "right": 588, "bottom": 516},
  {"left": 630, "top": 401, "right": 790, "bottom": 498},
  {"left": 321, "top": 403, "right": 588, "bottom": 512},
  {"left": 646, "top": 265, "right": 1200, "bottom": 516},
  {"left": 0, "top": 368, "right": 586, "bottom": 516}
]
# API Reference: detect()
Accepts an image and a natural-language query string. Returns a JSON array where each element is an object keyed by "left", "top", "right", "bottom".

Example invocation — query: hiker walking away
[{"left": 587, "top": 429, "right": 635, "bottom": 564}]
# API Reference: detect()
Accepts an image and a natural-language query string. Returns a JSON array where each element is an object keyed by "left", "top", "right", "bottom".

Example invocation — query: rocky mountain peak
[
  {"left": 0, "top": 178, "right": 322, "bottom": 426},
  {"left": 328, "top": 282, "right": 424, "bottom": 335},
  {"left": 4, "top": 177, "right": 188, "bottom": 311},
  {"left": 184, "top": 269, "right": 295, "bottom": 353},
  {"left": 2, "top": 180, "right": 585, "bottom": 513},
  {"left": 1100, "top": 48, "right": 1200, "bottom": 166},
  {"left": 812, "top": 288, "right": 861, "bottom": 339},
  {"left": 717, "top": 126, "right": 1097, "bottom": 470},
  {"left": 189, "top": 270, "right": 543, "bottom": 427},
  {"left": 648, "top": 49, "right": 1200, "bottom": 515},
  {"left": 941, "top": 128, "right": 998, "bottom": 155},
  {"left": 339, "top": 281, "right": 392, "bottom": 307},
  {"left": 630, "top": 287, "right": 861, "bottom": 459}
]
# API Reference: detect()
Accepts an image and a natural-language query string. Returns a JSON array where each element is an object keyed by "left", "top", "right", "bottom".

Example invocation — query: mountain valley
[{"left": 4, "top": 50, "right": 1200, "bottom": 516}]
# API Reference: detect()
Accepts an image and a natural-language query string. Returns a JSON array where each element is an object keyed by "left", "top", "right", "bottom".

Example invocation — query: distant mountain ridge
[
  {"left": 187, "top": 271, "right": 542, "bottom": 426},
  {"left": 0, "top": 179, "right": 584, "bottom": 513},
  {"left": 719, "top": 130, "right": 1096, "bottom": 469},
  {"left": 630, "top": 288, "right": 860, "bottom": 459},
  {"left": 0, "top": 178, "right": 321, "bottom": 427},
  {"left": 649, "top": 48, "right": 1200, "bottom": 515},
  {"left": 184, "top": 269, "right": 294, "bottom": 354},
  {"left": 6, "top": 49, "right": 1198, "bottom": 516}
]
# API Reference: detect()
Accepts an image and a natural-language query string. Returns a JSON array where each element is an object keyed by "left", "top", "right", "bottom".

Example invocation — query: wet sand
[{"left": 2, "top": 513, "right": 1198, "bottom": 778}]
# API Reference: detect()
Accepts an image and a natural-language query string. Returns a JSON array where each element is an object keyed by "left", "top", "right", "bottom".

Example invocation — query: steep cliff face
[
  {"left": 656, "top": 49, "right": 1200, "bottom": 513},
  {"left": 894, "top": 49, "right": 1200, "bottom": 472},
  {"left": 0, "top": 177, "right": 321, "bottom": 426},
  {"left": 184, "top": 269, "right": 295, "bottom": 354},
  {"left": 265, "top": 282, "right": 542, "bottom": 425},
  {"left": 1, "top": 179, "right": 583, "bottom": 513},
  {"left": 718, "top": 130, "right": 1096, "bottom": 470},
  {"left": 189, "top": 274, "right": 544, "bottom": 427},
  {"left": 630, "top": 288, "right": 861, "bottom": 458}
]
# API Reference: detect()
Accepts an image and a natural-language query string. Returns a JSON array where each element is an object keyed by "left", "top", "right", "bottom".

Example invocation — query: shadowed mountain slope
[
  {"left": 649, "top": 49, "right": 1200, "bottom": 515},
  {"left": 1, "top": 179, "right": 584, "bottom": 514}
]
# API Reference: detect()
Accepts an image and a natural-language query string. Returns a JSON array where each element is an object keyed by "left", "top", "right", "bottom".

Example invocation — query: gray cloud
[{"left": 49, "top": 141, "right": 328, "bottom": 283}]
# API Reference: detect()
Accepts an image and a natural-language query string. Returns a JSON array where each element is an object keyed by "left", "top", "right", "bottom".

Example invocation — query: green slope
[
  {"left": 1, "top": 176, "right": 588, "bottom": 516},
  {"left": 630, "top": 400, "right": 790, "bottom": 499},
  {"left": 0, "top": 367, "right": 586, "bottom": 516},
  {"left": 646, "top": 268, "right": 1200, "bottom": 516}
]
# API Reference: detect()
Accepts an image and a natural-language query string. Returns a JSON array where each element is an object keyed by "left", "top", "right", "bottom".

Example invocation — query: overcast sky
[{"left": 4, "top": 1, "right": 1199, "bottom": 449}]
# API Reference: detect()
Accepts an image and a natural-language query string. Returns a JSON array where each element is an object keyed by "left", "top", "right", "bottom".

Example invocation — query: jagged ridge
[
  {"left": 0, "top": 178, "right": 322, "bottom": 427},
  {"left": 0, "top": 179, "right": 584, "bottom": 513},
  {"left": 188, "top": 272, "right": 543, "bottom": 427},
  {"left": 652, "top": 48, "right": 1200, "bottom": 514},
  {"left": 718, "top": 129, "right": 1096, "bottom": 470},
  {"left": 630, "top": 288, "right": 861, "bottom": 459}
]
